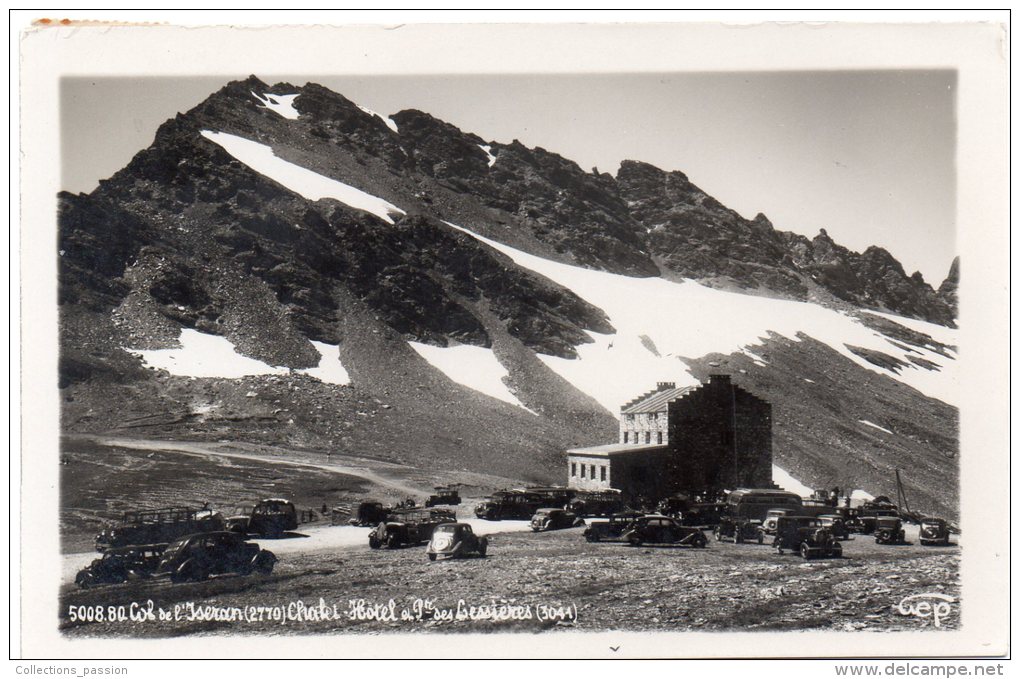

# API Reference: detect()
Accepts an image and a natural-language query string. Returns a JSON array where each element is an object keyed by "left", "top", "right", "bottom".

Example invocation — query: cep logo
[{"left": 896, "top": 593, "right": 955, "bottom": 627}]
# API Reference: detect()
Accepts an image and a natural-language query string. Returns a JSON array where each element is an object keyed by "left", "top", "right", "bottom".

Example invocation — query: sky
[{"left": 61, "top": 71, "right": 957, "bottom": 284}]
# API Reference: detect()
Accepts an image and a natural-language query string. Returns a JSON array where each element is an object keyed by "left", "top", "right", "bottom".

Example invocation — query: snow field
[
  {"left": 407, "top": 341, "right": 535, "bottom": 414},
  {"left": 127, "top": 329, "right": 350, "bottom": 385},
  {"left": 200, "top": 130, "right": 405, "bottom": 224}
]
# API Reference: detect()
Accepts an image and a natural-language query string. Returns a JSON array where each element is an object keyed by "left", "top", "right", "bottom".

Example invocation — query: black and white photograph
[{"left": 13, "top": 12, "right": 1010, "bottom": 665}]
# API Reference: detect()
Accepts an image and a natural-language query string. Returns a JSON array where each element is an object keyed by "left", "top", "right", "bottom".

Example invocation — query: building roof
[
  {"left": 566, "top": 443, "right": 669, "bottom": 458},
  {"left": 621, "top": 385, "right": 695, "bottom": 415}
]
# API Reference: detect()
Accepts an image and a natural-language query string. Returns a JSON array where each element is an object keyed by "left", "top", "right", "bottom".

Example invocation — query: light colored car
[{"left": 425, "top": 523, "right": 488, "bottom": 561}]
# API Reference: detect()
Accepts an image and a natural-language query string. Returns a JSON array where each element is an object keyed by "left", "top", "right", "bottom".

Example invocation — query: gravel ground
[{"left": 60, "top": 521, "right": 959, "bottom": 637}]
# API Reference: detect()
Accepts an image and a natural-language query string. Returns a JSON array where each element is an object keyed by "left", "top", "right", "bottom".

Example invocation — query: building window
[
  {"left": 600, "top": 466, "right": 607, "bottom": 482},
  {"left": 571, "top": 462, "right": 576, "bottom": 477},
  {"left": 590, "top": 464, "right": 596, "bottom": 479},
  {"left": 657, "top": 431, "right": 663, "bottom": 444},
  {"left": 623, "top": 431, "right": 629, "bottom": 443},
  {"left": 580, "top": 464, "right": 585, "bottom": 479},
  {"left": 645, "top": 431, "right": 651, "bottom": 444}
]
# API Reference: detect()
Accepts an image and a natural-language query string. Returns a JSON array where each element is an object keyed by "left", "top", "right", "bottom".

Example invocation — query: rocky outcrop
[{"left": 938, "top": 256, "right": 959, "bottom": 318}]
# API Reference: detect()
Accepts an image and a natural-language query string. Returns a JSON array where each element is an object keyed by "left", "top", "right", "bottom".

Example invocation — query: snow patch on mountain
[
  {"left": 128, "top": 329, "right": 288, "bottom": 379},
  {"left": 408, "top": 341, "right": 534, "bottom": 413},
  {"left": 297, "top": 341, "right": 351, "bottom": 385},
  {"left": 444, "top": 221, "right": 959, "bottom": 409},
  {"left": 356, "top": 104, "right": 400, "bottom": 134},
  {"left": 251, "top": 91, "right": 300, "bottom": 120},
  {"left": 128, "top": 330, "right": 351, "bottom": 385},
  {"left": 859, "top": 419, "right": 893, "bottom": 435},
  {"left": 200, "top": 130, "right": 405, "bottom": 223},
  {"left": 772, "top": 465, "right": 814, "bottom": 497},
  {"left": 478, "top": 144, "right": 497, "bottom": 167}
]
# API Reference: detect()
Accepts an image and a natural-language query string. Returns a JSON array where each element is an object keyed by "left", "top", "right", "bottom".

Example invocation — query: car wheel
[
  {"left": 428, "top": 552, "right": 437, "bottom": 561},
  {"left": 628, "top": 535, "right": 643, "bottom": 547},
  {"left": 255, "top": 551, "right": 276, "bottom": 575},
  {"left": 368, "top": 535, "right": 381, "bottom": 549},
  {"left": 75, "top": 573, "right": 94, "bottom": 589},
  {"left": 832, "top": 546, "right": 843, "bottom": 559},
  {"left": 799, "top": 543, "right": 811, "bottom": 560},
  {"left": 694, "top": 534, "right": 707, "bottom": 549},
  {"left": 386, "top": 533, "right": 400, "bottom": 549},
  {"left": 478, "top": 538, "right": 488, "bottom": 557}
]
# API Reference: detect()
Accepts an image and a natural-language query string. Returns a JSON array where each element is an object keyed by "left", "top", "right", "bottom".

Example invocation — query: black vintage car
[
  {"left": 424, "top": 486, "right": 461, "bottom": 508},
  {"left": 918, "top": 517, "right": 951, "bottom": 546},
  {"left": 426, "top": 523, "right": 488, "bottom": 561},
  {"left": 368, "top": 508, "right": 457, "bottom": 549},
  {"left": 817, "top": 514, "right": 851, "bottom": 541},
  {"left": 714, "top": 516, "right": 765, "bottom": 544},
  {"left": 155, "top": 531, "right": 277, "bottom": 583},
  {"left": 772, "top": 515, "right": 842, "bottom": 559},
  {"left": 621, "top": 515, "right": 708, "bottom": 548},
  {"left": 349, "top": 501, "right": 391, "bottom": 527},
  {"left": 680, "top": 502, "right": 727, "bottom": 528},
  {"left": 95, "top": 507, "right": 225, "bottom": 552},
  {"left": 858, "top": 499, "right": 900, "bottom": 534},
  {"left": 75, "top": 543, "right": 167, "bottom": 589},
  {"left": 530, "top": 508, "right": 584, "bottom": 532},
  {"left": 874, "top": 516, "right": 907, "bottom": 545},
  {"left": 582, "top": 511, "right": 643, "bottom": 542}
]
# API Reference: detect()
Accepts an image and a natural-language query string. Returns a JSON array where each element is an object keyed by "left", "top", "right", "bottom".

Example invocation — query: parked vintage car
[
  {"left": 225, "top": 499, "right": 298, "bottom": 537},
  {"left": 349, "top": 501, "right": 391, "bottom": 527},
  {"left": 858, "top": 499, "right": 900, "bottom": 534},
  {"left": 817, "top": 514, "right": 851, "bottom": 541},
  {"left": 918, "top": 517, "right": 951, "bottom": 546},
  {"left": 679, "top": 502, "right": 727, "bottom": 528},
  {"left": 95, "top": 506, "right": 225, "bottom": 552},
  {"left": 424, "top": 486, "right": 461, "bottom": 507},
  {"left": 656, "top": 494, "right": 692, "bottom": 519},
  {"left": 714, "top": 516, "right": 765, "bottom": 544},
  {"left": 530, "top": 508, "right": 584, "bottom": 532},
  {"left": 621, "top": 515, "right": 708, "bottom": 548},
  {"left": 582, "top": 511, "right": 643, "bottom": 542},
  {"left": 155, "top": 531, "right": 277, "bottom": 583},
  {"left": 772, "top": 515, "right": 843, "bottom": 559},
  {"left": 474, "top": 490, "right": 545, "bottom": 520},
  {"left": 761, "top": 508, "right": 794, "bottom": 535},
  {"left": 225, "top": 505, "right": 255, "bottom": 534},
  {"left": 75, "top": 543, "right": 167, "bottom": 589},
  {"left": 567, "top": 490, "right": 627, "bottom": 517},
  {"left": 874, "top": 516, "right": 908, "bottom": 545},
  {"left": 368, "top": 508, "right": 457, "bottom": 549},
  {"left": 426, "top": 523, "right": 488, "bottom": 561}
]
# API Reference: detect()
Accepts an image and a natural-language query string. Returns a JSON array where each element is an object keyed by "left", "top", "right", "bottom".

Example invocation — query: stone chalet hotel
[{"left": 566, "top": 375, "right": 773, "bottom": 499}]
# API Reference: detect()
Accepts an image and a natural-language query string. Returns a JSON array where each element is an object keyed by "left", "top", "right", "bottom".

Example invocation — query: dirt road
[{"left": 84, "top": 435, "right": 427, "bottom": 498}]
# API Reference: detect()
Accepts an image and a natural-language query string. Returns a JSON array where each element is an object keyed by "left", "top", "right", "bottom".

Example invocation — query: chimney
[{"left": 656, "top": 381, "right": 675, "bottom": 391}]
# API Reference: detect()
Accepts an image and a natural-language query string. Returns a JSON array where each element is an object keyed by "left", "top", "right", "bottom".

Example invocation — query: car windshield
[
  {"left": 161, "top": 539, "right": 188, "bottom": 558},
  {"left": 434, "top": 524, "right": 459, "bottom": 534}
]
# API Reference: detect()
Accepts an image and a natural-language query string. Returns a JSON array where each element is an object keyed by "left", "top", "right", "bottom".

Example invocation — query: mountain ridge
[{"left": 58, "top": 76, "right": 959, "bottom": 519}]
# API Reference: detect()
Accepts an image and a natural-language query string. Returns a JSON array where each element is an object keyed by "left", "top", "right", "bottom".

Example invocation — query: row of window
[
  {"left": 624, "top": 412, "right": 662, "bottom": 421},
  {"left": 622, "top": 431, "right": 664, "bottom": 444},
  {"left": 570, "top": 462, "right": 607, "bottom": 482}
]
